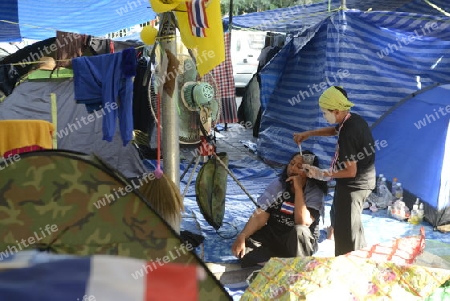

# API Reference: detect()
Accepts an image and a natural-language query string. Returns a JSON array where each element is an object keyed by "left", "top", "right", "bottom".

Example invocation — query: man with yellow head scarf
[{"left": 293, "top": 86, "right": 376, "bottom": 256}]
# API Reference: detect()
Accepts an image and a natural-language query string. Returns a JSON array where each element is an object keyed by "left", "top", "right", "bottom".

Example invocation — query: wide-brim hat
[{"left": 38, "top": 57, "right": 56, "bottom": 71}]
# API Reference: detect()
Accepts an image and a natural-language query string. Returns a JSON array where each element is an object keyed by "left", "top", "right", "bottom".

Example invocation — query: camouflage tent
[{"left": 0, "top": 150, "right": 231, "bottom": 300}]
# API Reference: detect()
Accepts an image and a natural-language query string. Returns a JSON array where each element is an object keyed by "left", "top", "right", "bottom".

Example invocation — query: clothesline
[
  {"left": 0, "top": 18, "right": 156, "bottom": 34},
  {"left": 0, "top": 19, "right": 58, "bottom": 32},
  {"left": 4, "top": 59, "right": 71, "bottom": 67},
  {"left": 0, "top": 18, "right": 177, "bottom": 42},
  {"left": 0, "top": 36, "right": 181, "bottom": 67}
]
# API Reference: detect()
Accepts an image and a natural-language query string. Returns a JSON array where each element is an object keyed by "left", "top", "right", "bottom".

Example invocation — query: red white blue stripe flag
[
  {"left": 186, "top": 0, "right": 209, "bottom": 37},
  {"left": 0, "top": 255, "right": 199, "bottom": 301},
  {"left": 280, "top": 202, "right": 295, "bottom": 215}
]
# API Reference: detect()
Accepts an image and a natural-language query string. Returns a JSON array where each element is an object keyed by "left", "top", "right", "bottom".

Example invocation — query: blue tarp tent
[
  {"left": 227, "top": 0, "right": 450, "bottom": 225},
  {"left": 371, "top": 83, "right": 450, "bottom": 227},
  {"left": 226, "top": 0, "right": 450, "bottom": 168},
  {"left": 255, "top": 8, "right": 450, "bottom": 168},
  {"left": 224, "top": 0, "right": 450, "bottom": 33},
  {"left": 225, "top": 0, "right": 450, "bottom": 163}
]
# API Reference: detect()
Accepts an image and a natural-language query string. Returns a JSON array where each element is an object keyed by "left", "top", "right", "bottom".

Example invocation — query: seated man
[{"left": 231, "top": 151, "right": 327, "bottom": 267}]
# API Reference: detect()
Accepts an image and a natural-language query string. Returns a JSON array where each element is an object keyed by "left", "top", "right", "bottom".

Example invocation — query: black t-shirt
[
  {"left": 333, "top": 113, "right": 376, "bottom": 190},
  {"left": 265, "top": 188, "right": 321, "bottom": 242}
]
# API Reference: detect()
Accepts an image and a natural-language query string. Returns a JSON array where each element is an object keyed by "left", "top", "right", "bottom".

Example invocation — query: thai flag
[
  {"left": 186, "top": 0, "right": 209, "bottom": 37},
  {"left": 192, "top": 26, "right": 206, "bottom": 38},
  {"left": 280, "top": 202, "right": 295, "bottom": 215},
  {"left": 0, "top": 255, "right": 199, "bottom": 301}
]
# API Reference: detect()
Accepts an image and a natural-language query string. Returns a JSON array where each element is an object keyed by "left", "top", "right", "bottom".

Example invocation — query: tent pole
[
  {"left": 341, "top": 0, "right": 347, "bottom": 10},
  {"left": 228, "top": 0, "right": 233, "bottom": 33},
  {"left": 160, "top": 12, "right": 181, "bottom": 231}
]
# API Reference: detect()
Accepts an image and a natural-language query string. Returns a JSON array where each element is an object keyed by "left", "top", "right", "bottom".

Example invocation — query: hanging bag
[{"left": 195, "top": 152, "right": 228, "bottom": 230}]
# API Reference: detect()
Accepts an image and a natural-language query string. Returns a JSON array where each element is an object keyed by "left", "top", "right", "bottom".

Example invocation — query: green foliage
[{"left": 220, "top": 0, "right": 324, "bottom": 17}]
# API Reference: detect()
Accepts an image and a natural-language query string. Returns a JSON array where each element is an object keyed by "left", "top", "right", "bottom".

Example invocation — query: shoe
[
  {"left": 246, "top": 269, "right": 261, "bottom": 285},
  {"left": 363, "top": 201, "right": 370, "bottom": 210}
]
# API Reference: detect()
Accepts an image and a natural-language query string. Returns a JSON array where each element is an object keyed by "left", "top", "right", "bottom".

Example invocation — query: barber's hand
[
  {"left": 286, "top": 174, "right": 307, "bottom": 192},
  {"left": 303, "top": 164, "right": 322, "bottom": 179},
  {"left": 293, "top": 132, "right": 309, "bottom": 144},
  {"left": 231, "top": 233, "right": 246, "bottom": 259}
]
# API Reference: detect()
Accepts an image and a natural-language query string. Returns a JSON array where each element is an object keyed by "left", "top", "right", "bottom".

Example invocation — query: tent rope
[
  {"left": 211, "top": 151, "right": 259, "bottom": 207},
  {"left": 182, "top": 155, "right": 202, "bottom": 198}
]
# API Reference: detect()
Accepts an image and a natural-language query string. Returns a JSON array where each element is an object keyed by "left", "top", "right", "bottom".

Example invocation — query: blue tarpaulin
[
  {"left": 220, "top": 0, "right": 450, "bottom": 169},
  {"left": 0, "top": 0, "right": 156, "bottom": 42},
  {"left": 0, "top": 0, "right": 21, "bottom": 42},
  {"left": 256, "top": 9, "right": 450, "bottom": 169},
  {"left": 224, "top": 0, "right": 450, "bottom": 33},
  {"left": 226, "top": 0, "right": 450, "bottom": 226},
  {"left": 371, "top": 83, "right": 450, "bottom": 222}
]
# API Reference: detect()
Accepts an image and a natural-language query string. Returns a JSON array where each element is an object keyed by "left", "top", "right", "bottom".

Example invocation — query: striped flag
[
  {"left": 280, "top": 202, "right": 295, "bottom": 215},
  {"left": 0, "top": 255, "right": 199, "bottom": 301},
  {"left": 186, "top": 0, "right": 209, "bottom": 37}
]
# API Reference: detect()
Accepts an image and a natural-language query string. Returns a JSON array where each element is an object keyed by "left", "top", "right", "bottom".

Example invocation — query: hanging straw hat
[{"left": 38, "top": 57, "right": 56, "bottom": 71}]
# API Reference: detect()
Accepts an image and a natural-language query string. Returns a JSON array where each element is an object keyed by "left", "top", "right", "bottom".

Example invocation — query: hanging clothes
[
  {"left": 238, "top": 74, "right": 260, "bottom": 127},
  {"left": 55, "top": 31, "right": 88, "bottom": 68},
  {"left": 0, "top": 64, "right": 20, "bottom": 96},
  {"left": 210, "top": 32, "right": 238, "bottom": 124},
  {"left": 87, "top": 37, "right": 140, "bottom": 55},
  {"left": 113, "top": 40, "right": 141, "bottom": 53},
  {"left": 133, "top": 57, "right": 154, "bottom": 134},
  {"left": 0, "top": 37, "right": 56, "bottom": 79},
  {"left": 72, "top": 48, "right": 136, "bottom": 146},
  {"left": 0, "top": 120, "right": 54, "bottom": 156},
  {"left": 257, "top": 46, "right": 281, "bottom": 73},
  {"left": 3, "top": 145, "right": 45, "bottom": 158},
  {"left": 87, "top": 36, "right": 114, "bottom": 55}
]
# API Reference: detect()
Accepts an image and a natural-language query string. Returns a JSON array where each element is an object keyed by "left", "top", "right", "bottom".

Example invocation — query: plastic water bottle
[
  {"left": 409, "top": 203, "right": 420, "bottom": 225},
  {"left": 380, "top": 177, "right": 387, "bottom": 194},
  {"left": 418, "top": 202, "right": 424, "bottom": 221},
  {"left": 389, "top": 178, "right": 398, "bottom": 206},
  {"left": 395, "top": 183, "right": 403, "bottom": 200},
  {"left": 375, "top": 177, "right": 390, "bottom": 208},
  {"left": 376, "top": 174, "right": 384, "bottom": 196},
  {"left": 378, "top": 177, "right": 387, "bottom": 197},
  {"left": 391, "top": 178, "right": 398, "bottom": 195}
]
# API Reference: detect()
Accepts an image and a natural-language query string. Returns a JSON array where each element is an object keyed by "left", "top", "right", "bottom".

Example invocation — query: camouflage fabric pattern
[{"left": 0, "top": 151, "right": 231, "bottom": 301}]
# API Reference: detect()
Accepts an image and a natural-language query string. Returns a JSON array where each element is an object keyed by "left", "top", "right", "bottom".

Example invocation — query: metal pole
[
  {"left": 159, "top": 12, "right": 180, "bottom": 232},
  {"left": 228, "top": 0, "right": 233, "bottom": 33},
  {"left": 159, "top": 12, "right": 180, "bottom": 187}
]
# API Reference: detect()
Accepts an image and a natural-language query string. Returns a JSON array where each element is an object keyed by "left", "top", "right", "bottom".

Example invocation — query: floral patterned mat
[{"left": 242, "top": 255, "right": 450, "bottom": 300}]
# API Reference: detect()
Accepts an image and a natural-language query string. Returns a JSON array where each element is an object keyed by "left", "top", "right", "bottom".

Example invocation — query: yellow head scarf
[{"left": 319, "top": 86, "right": 354, "bottom": 111}]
